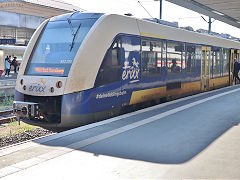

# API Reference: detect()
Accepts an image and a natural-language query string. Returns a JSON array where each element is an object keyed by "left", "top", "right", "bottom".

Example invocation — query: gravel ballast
[{"left": 0, "top": 128, "right": 53, "bottom": 148}]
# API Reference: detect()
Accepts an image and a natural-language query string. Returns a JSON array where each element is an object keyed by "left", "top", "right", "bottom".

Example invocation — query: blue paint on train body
[
  {"left": 62, "top": 81, "right": 124, "bottom": 115},
  {"left": 62, "top": 76, "right": 198, "bottom": 115},
  {"left": 61, "top": 74, "right": 200, "bottom": 116},
  {"left": 62, "top": 34, "right": 203, "bottom": 115}
]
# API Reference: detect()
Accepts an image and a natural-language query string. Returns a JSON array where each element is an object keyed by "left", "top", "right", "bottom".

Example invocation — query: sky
[{"left": 63, "top": 0, "right": 240, "bottom": 38}]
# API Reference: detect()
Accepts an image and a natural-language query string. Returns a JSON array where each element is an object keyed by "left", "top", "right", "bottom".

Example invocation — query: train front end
[{"left": 13, "top": 12, "right": 104, "bottom": 130}]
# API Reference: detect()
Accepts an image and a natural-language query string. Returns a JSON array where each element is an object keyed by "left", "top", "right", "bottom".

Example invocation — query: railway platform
[
  {"left": 0, "top": 71, "right": 17, "bottom": 81},
  {"left": 0, "top": 72, "right": 16, "bottom": 96},
  {"left": 1, "top": 85, "right": 240, "bottom": 179}
]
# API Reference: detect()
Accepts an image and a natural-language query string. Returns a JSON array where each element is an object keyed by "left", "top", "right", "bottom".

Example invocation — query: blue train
[{"left": 13, "top": 12, "right": 240, "bottom": 130}]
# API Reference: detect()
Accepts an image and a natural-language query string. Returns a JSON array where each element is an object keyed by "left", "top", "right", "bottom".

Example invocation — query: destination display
[
  {"left": 26, "top": 63, "right": 69, "bottom": 77},
  {"left": 34, "top": 67, "right": 65, "bottom": 75}
]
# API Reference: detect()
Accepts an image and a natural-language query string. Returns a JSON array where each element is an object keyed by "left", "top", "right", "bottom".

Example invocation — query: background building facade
[
  {"left": 0, "top": 0, "right": 83, "bottom": 46},
  {"left": 0, "top": 0, "right": 82, "bottom": 71}
]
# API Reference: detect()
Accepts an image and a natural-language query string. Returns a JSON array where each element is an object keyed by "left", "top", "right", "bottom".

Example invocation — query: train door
[
  {"left": 237, "top": 50, "right": 240, "bottom": 62},
  {"left": 201, "top": 46, "right": 211, "bottom": 91},
  {"left": 229, "top": 49, "right": 236, "bottom": 85},
  {"left": 121, "top": 36, "right": 141, "bottom": 106}
]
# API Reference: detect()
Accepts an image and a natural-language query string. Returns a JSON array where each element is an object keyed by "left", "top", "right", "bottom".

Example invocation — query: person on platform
[
  {"left": 233, "top": 58, "right": 240, "bottom": 84},
  {"left": 5, "top": 57, "right": 10, "bottom": 77},
  {"left": 11, "top": 56, "right": 18, "bottom": 73}
]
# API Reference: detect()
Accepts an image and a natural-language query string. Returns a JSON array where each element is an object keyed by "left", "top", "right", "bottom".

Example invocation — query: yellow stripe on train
[
  {"left": 209, "top": 76, "right": 229, "bottom": 88},
  {"left": 130, "top": 86, "right": 166, "bottom": 105},
  {"left": 129, "top": 77, "right": 229, "bottom": 105},
  {"left": 140, "top": 33, "right": 166, "bottom": 40}
]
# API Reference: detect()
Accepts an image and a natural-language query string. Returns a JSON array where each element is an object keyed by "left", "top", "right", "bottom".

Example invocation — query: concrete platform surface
[
  {"left": 1, "top": 85, "right": 240, "bottom": 179},
  {"left": 0, "top": 75, "right": 16, "bottom": 96}
]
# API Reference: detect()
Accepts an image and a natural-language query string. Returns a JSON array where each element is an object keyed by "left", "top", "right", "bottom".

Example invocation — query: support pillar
[{"left": 208, "top": 17, "right": 211, "bottom": 34}]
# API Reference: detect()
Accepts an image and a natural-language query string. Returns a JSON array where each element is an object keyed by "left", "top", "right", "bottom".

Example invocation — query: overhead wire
[{"left": 137, "top": 1, "right": 154, "bottom": 18}]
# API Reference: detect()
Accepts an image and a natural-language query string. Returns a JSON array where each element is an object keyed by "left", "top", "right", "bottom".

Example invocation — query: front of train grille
[{"left": 13, "top": 95, "right": 62, "bottom": 124}]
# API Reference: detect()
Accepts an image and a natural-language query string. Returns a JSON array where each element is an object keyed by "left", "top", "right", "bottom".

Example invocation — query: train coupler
[{"left": 13, "top": 101, "right": 41, "bottom": 120}]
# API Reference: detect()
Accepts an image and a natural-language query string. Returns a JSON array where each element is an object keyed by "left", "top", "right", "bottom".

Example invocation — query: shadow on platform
[
  {"left": 79, "top": 112, "right": 240, "bottom": 164},
  {"left": 35, "top": 88, "right": 240, "bottom": 164}
]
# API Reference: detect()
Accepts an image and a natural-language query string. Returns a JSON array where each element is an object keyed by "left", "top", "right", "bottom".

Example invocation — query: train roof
[
  {"left": 135, "top": 15, "right": 240, "bottom": 49},
  {"left": 50, "top": 12, "right": 240, "bottom": 49},
  {"left": 49, "top": 12, "right": 104, "bottom": 22}
]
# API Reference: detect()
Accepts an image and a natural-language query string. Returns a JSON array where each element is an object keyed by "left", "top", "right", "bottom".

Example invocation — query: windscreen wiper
[
  {"left": 70, "top": 23, "right": 81, "bottom": 51},
  {"left": 67, "top": 11, "right": 81, "bottom": 51},
  {"left": 67, "top": 11, "right": 78, "bottom": 36},
  {"left": 67, "top": 18, "right": 75, "bottom": 37}
]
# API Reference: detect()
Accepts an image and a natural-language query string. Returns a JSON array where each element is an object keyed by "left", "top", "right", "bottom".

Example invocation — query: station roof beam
[
  {"left": 166, "top": 0, "right": 240, "bottom": 28},
  {"left": 0, "top": 0, "right": 84, "bottom": 18}
]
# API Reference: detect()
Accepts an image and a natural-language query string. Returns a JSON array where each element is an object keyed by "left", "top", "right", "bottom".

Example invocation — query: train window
[
  {"left": 222, "top": 48, "right": 229, "bottom": 76},
  {"left": 167, "top": 41, "right": 182, "bottom": 74},
  {"left": 212, "top": 47, "right": 222, "bottom": 78},
  {"left": 141, "top": 40, "right": 162, "bottom": 77},
  {"left": 185, "top": 44, "right": 196, "bottom": 73},
  {"left": 25, "top": 17, "right": 100, "bottom": 77},
  {"left": 162, "top": 41, "right": 167, "bottom": 76},
  {"left": 182, "top": 44, "right": 186, "bottom": 71},
  {"left": 195, "top": 45, "right": 202, "bottom": 71},
  {"left": 95, "top": 38, "right": 122, "bottom": 86}
]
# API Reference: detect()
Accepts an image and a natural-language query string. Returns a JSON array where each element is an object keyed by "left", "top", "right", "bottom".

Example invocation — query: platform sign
[{"left": 0, "top": 39, "right": 16, "bottom": 45}]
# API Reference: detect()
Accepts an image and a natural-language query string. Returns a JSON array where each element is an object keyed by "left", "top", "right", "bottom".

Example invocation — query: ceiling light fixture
[{"left": 212, "top": 10, "right": 224, "bottom": 16}]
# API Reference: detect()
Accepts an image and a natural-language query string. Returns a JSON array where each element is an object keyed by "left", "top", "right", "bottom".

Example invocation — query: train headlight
[
  {"left": 20, "top": 79, "right": 23, "bottom": 85},
  {"left": 50, "top": 87, "right": 54, "bottom": 93},
  {"left": 56, "top": 81, "right": 62, "bottom": 88}
]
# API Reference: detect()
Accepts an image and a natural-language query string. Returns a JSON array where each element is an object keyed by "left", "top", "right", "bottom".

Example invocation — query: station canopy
[
  {"left": 0, "top": 0, "right": 83, "bottom": 18},
  {"left": 166, "top": 0, "right": 240, "bottom": 28}
]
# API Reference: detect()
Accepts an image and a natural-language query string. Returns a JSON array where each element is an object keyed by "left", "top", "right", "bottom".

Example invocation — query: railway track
[
  {"left": 0, "top": 109, "right": 16, "bottom": 124},
  {"left": 0, "top": 108, "right": 55, "bottom": 148}
]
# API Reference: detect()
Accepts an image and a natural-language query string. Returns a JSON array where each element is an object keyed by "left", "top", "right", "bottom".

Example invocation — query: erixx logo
[
  {"left": 29, "top": 78, "right": 47, "bottom": 93},
  {"left": 122, "top": 58, "right": 140, "bottom": 81}
]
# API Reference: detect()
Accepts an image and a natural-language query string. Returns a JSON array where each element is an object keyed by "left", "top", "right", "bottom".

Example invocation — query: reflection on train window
[
  {"left": 167, "top": 41, "right": 182, "bottom": 74},
  {"left": 212, "top": 47, "right": 222, "bottom": 78},
  {"left": 25, "top": 18, "right": 99, "bottom": 76},
  {"left": 222, "top": 48, "right": 229, "bottom": 76},
  {"left": 95, "top": 38, "right": 122, "bottom": 86},
  {"left": 185, "top": 44, "right": 196, "bottom": 73},
  {"left": 141, "top": 40, "right": 162, "bottom": 77},
  {"left": 121, "top": 36, "right": 141, "bottom": 80},
  {"left": 162, "top": 41, "right": 167, "bottom": 75}
]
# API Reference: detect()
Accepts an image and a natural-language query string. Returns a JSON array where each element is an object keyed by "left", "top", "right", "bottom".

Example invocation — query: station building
[{"left": 0, "top": 0, "right": 82, "bottom": 71}]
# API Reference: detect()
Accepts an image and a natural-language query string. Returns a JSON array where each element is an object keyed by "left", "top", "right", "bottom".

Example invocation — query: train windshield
[{"left": 25, "top": 13, "right": 102, "bottom": 77}]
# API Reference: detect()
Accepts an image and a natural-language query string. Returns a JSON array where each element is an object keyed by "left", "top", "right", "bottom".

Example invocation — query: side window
[
  {"left": 141, "top": 40, "right": 162, "bottom": 78},
  {"left": 162, "top": 41, "right": 167, "bottom": 75},
  {"left": 121, "top": 36, "right": 141, "bottom": 82},
  {"left": 167, "top": 41, "right": 182, "bottom": 74},
  {"left": 95, "top": 38, "right": 122, "bottom": 86},
  {"left": 185, "top": 44, "right": 196, "bottom": 73},
  {"left": 195, "top": 45, "right": 202, "bottom": 74},
  {"left": 212, "top": 47, "right": 222, "bottom": 78},
  {"left": 222, "top": 48, "right": 229, "bottom": 76}
]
